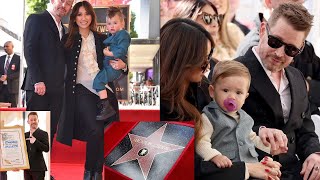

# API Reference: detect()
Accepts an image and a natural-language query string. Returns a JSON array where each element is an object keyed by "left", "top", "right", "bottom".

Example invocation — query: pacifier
[{"left": 223, "top": 98, "right": 237, "bottom": 112}]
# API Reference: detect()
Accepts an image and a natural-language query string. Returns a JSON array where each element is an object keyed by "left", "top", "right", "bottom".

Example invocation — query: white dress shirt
[
  {"left": 253, "top": 47, "right": 291, "bottom": 123},
  {"left": 47, "top": 9, "right": 63, "bottom": 40}
]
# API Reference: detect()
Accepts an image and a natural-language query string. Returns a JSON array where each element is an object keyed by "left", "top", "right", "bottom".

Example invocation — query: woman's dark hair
[
  {"left": 160, "top": 18, "right": 214, "bottom": 141},
  {"left": 65, "top": 1, "right": 97, "bottom": 49}
]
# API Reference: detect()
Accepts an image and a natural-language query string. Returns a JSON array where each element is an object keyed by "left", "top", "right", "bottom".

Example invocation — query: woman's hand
[
  {"left": 247, "top": 157, "right": 282, "bottom": 180},
  {"left": 110, "top": 59, "right": 126, "bottom": 70},
  {"left": 259, "top": 127, "right": 288, "bottom": 152}
]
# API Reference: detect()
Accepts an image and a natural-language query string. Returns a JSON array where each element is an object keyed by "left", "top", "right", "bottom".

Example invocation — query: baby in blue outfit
[{"left": 93, "top": 7, "right": 131, "bottom": 120}]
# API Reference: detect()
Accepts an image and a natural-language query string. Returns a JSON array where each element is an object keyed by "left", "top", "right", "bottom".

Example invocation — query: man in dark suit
[
  {"left": 236, "top": 0, "right": 320, "bottom": 116},
  {"left": 24, "top": 112, "right": 49, "bottom": 180},
  {"left": 22, "top": 0, "right": 73, "bottom": 147},
  {"left": 0, "top": 41, "right": 20, "bottom": 107},
  {"left": 237, "top": 3, "right": 320, "bottom": 180}
]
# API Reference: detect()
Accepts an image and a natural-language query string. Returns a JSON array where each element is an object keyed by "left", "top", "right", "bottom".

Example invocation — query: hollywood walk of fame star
[{"left": 111, "top": 123, "right": 185, "bottom": 180}]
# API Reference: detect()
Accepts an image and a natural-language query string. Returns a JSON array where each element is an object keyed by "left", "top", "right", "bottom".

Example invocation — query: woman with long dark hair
[{"left": 56, "top": 1, "right": 126, "bottom": 179}]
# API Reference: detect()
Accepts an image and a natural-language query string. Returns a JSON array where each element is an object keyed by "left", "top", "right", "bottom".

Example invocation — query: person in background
[
  {"left": 207, "top": 0, "right": 244, "bottom": 61},
  {"left": 0, "top": 41, "right": 20, "bottom": 107},
  {"left": 160, "top": 0, "right": 195, "bottom": 27},
  {"left": 228, "top": 0, "right": 250, "bottom": 35}
]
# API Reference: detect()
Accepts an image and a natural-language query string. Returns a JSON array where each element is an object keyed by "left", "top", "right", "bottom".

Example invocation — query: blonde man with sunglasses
[
  {"left": 237, "top": 3, "right": 320, "bottom": 180},
  {"left": 237, "top": 0, "right": 320, "bottom": 118},
  {"left": 236, "top": 0, "right": 305, "bottom": 57}
]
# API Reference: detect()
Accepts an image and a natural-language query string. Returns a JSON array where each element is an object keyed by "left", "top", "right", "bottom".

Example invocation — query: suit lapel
[
  {"left": 244, "top": 49, "right": 285, "bottom": 127},
  {"left": 44, "top": 11, "right": 60, "bottom": 40},
  {"left": 26, "top": 131, "right": 30, "bottom": 137},
  {"left": 61, "top": 23, "right": 66, "bottom": 35},
  {"left": 33, "top": 128, "right": 40, "bottom": 137},
  {"left": 284, "top": 68, "right": 299, "bottom": 129}
]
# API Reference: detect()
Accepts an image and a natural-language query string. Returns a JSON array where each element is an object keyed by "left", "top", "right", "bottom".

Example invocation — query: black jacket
[
  {"left": 25, "top": 128, "right": 49, "bottom": 171},
  {"left": 238, "top": 49, "right": 320, "bottom": 169},
  {"left": 56, "top": 31, "right": 123, "bottom": 146},
  {"left": 22, "top": 10, "right": 65, "bottom": 93},
  {"left": 0, "top": 54, "right": 20, "bottom": 94},
  {"left": 291, "top": 41, "right": 320, "bottom": 115}
]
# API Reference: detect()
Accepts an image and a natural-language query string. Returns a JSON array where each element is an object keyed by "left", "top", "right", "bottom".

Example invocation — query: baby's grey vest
[{"left": 202, "top": 101, "right": 259, "bottom": 163}]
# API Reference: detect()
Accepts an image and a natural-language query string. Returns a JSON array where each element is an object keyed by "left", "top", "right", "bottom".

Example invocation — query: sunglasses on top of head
[
  {"left": 201, "top": 12, "right": 220, "bottom": 26},
  {"left": 200, "top": 48, "right": 214, "bottom": 73},
  {"left": 265, "top": 23, "right": 304, "bottom": 57}
]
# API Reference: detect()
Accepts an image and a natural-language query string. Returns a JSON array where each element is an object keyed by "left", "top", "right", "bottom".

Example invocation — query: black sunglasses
[
  {"left": 200, "top": 48, "right": 214, "bottom": 73},
  {"left": 201, "top": 12, "right": 220, "bottom": 26},
  {"left": 200, "top": 61, "right": 209, "bottom": 73},
  {"left": 265, "top": 24, "right": 303, "bottom": 57}
]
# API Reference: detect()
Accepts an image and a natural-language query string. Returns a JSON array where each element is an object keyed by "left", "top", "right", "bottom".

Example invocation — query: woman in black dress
[{"left": 56, "top": 1, "right": 126, "bottom": 180}]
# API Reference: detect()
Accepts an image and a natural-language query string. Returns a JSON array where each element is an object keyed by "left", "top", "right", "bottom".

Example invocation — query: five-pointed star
[{"left": 111, "top": 123, "right": 185, "bottom": 180}]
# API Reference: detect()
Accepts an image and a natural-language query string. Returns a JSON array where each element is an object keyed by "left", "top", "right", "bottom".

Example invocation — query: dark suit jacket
[
  {"left": 25, "top": 128, "right": 49, "bottom": 171},
  {"left": 237, "top": 49, "right": 320, "bottom": 167},
  {"left": 0, "top": 54, "right": 20, "bottom": 94},
  {"left": 22, "top": 10, "right": 65, "bottom": 93},
  {"left": 291, "top": 41, "right": 320, "bottom": 114}
]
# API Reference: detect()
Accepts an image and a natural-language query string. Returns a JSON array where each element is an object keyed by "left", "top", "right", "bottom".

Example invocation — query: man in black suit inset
[
  {"left": 0, "top": 41, "right": 20, "bottom": 107},
  {"left": 22, "top": 0, "right": 74, "bottom": 147},
  {"left": 237, "top": 3, "right": 320, "bottom": 180},
  {"left": 24, "top": 112, "right": 49, "bottom": 180}
]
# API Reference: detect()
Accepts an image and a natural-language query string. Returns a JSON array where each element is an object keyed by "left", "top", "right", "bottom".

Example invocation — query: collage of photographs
[{"left": 1, "top": 0, "right": 320, "bottom": 180}]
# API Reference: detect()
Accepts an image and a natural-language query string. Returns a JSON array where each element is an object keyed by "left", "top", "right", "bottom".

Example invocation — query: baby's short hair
[
  {"left": 211, "top": 61, "right": 251, "bottom": 88},
  {"left": 107, "top": 6, "right": 125, "bottom": 21}
]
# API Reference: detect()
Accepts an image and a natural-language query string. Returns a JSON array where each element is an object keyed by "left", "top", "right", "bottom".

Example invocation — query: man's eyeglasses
[
  {"left": 200, "top": 48, "right": 214, "bottom": 73},
  {"left": 201, "top": 12, "right": 220, "bottom": 26},
  {"left": 265, "top": 23, "right": 303, "bottom": 57}
]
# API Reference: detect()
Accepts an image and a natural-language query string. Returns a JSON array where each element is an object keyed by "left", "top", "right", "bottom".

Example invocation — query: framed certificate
[{"left": 0, "top": 125, "right": 30, "bottom": 171}]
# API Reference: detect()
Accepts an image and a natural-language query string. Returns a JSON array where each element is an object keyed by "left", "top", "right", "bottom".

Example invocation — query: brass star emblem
[{"left": 111, "top": 124, "right": 185, "bottom": 179}]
